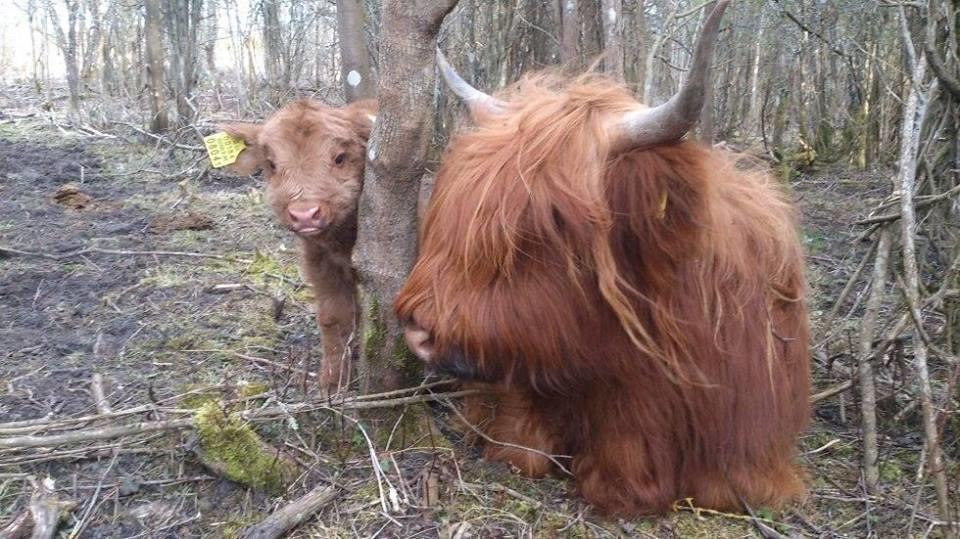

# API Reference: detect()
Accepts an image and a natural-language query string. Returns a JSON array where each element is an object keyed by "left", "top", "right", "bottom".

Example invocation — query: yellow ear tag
[
  {"left": 203, "top": 132, "right": 247, "bottom": 168},
  {"left": 657, "top": 191, "right": 668, "bottom": 219}
]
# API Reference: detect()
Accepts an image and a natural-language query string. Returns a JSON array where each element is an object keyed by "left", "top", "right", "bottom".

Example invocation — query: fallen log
[{"left": 240, "top": 485, "right": 339, "bottom": 539}]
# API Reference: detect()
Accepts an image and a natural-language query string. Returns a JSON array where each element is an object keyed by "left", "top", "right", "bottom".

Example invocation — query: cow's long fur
[{"left": 395, "top": 74, "right": 810, "bottom": 516}]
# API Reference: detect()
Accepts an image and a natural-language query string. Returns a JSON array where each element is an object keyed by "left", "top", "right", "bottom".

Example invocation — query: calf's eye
[{"left": 334, "top": 153, "right": 346, "bottom": 166}]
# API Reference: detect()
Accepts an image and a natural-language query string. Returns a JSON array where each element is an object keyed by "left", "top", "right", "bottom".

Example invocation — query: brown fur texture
[
  {"left": 395, "top": 74, "right": 810, "bottom": 516},
  {"left": 222, "top": 99, "right": 377, "bottom": 393}
]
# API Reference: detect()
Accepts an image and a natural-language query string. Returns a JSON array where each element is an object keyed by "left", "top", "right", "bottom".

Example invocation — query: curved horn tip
[
  {"left": 608, "top": 0, "right": 730, "bottom": 152},
  {"left": 435, "top": 48, "right": 506, "bottom": 117}
]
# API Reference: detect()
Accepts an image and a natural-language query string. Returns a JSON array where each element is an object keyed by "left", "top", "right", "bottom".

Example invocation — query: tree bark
[
  {"left": 559, "top": 0, "right": 579, "bottom": 66},
  {"left": 858, "top": 228, "right": 892, "bottom": 493},
  {"left": 46, "top": 1, "right": 82, "bottom": 121},
  {"left": 352, "top": 0, "right": 460, "bottom": 393},
  {"left": 336, "top": 0, "right": 376, "bottom": 103},
  {"left": 144, "top": 0, "right": 168, "bottom": 132},
  {"left": 895, "top": 54, "right": 953, "bottom": 533},
  {"left": 601, "top": 0, "right": 624, "bottom": 79}
]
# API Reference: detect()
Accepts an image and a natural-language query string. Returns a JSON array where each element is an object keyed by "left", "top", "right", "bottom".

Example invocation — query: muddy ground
[{"left": 0, "top": 111, "right": 945, "bottom": 538}]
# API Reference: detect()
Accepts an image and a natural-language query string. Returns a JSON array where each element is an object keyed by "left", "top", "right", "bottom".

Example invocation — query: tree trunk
[
  {"left": 47, "top": 0, "right": 82, "bottom": 121},
  {"left": 353, "top": 0, "right": 460, "bottom": 393},
  {"left": 144, "top": 0, "right": 169, "bottom": 132},
  {"left": 166, "top": 0, "right": 203, "bottom": 124},
  {"left": 559, "top": 0, "right": 579, "bottom": 66},
  {"left": 895, "top": 55, "right": 953, "bottom": 534},
  {"left": 336, "top": 0, "right": 376, "bottom": 103},
  {"left": 858, "top": 228, "right": 892, "bottom": 493},
  {"left": 601, "top": 0, "right": 623, "bottom": 79},
  {"left": 697, "top": 4, "right": 714, "bottom": 143}
]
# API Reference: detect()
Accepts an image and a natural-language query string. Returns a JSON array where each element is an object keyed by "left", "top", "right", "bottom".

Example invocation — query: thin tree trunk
[
  {"left": 559, "top": 0, "right": 579, "bottom": 66},
  {"left": 601, "top": 0, "right": 623, "bottom": 79},
  {"left": 895, "top": 54, "right": 952, "bottom": 533},
  {"left": 858, "top": 228, "right": 892, "bottom": 493},
  {"left": 353, "top": 0, "right": 460, "bottom": 393},
  {"left": 336, "top": 0, "right": 376, "bottom": 102},
  {"left": 144, "top": 0, "right": 168, "bottom": 132},
  {"left": 747, "top": 6, "right": 764, "bottom": 136}
]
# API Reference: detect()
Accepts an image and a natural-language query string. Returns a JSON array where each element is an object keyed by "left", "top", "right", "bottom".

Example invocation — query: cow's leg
[
  {"left": 464, "top": 386, "right": 564, "bottom": 477},
  {"left": 305, "top": 257, "right": 357, "bottom": 394},
  {"left": 573, "top": 429, "right": 677, "bottom": 517},
  {"left": 688, "top": 456, "right": 805, "bottom": 511}
]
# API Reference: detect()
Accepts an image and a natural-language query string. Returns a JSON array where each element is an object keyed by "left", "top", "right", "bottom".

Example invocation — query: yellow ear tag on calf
[{"left": 203, "top": 132, "right": 247, "bottom": 168}]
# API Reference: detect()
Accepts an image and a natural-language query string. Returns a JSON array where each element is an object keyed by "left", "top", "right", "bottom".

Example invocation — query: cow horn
[
  {"left": 610, "top": 0, "right": 729, "bottom": 152},
  {"left": 436, "top": 48, "right": 506, "bottom": 117}
]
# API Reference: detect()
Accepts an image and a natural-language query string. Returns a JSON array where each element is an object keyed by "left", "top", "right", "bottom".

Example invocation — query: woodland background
[{"left": 0, "top": 0, "right": 958, "bottom": 537}]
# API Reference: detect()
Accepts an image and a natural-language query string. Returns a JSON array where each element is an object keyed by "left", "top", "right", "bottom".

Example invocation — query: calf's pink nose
[
  {"left": 404, "top": 323, "right": 435, "bottom": 362},
  {"left": 287, "top": 205, "right": 326, "bottom": 230}
]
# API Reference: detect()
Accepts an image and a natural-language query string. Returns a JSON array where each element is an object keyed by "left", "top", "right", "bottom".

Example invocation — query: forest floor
[{"left": 0, "top": 106, "right": 947, "bottom": 538}]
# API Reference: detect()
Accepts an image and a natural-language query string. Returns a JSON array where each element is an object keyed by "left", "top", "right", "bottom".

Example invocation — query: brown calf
[{"left": 222, "top": 99, "right": 376, "bottom": 393}]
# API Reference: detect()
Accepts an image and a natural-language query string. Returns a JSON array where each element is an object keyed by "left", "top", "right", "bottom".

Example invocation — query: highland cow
[
  {"left": 222, "top": 99, "right": 376, "bottom": 393},
  {"left": 396, "top": 1, "right": 811, "bottom": 516}
]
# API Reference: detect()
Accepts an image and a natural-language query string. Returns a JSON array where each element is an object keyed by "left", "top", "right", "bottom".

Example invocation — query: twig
[
  {"left": 439, "top": 397, "right": 574, "bottom": 476},
  {"left": 90, "top": 373, "right": 112, "bottom": 415},
  {"left": 0, "top": 418, "right": 196, "bottom": 449},
  {"left": 110, "top": 120, "right": 205, "bottom": 151},
  {"left": 239, "top": 485, "right": 339, "bottom": 539},
  {"left": 0, "top": 390, "right": 478, "bottom": 449},
  {"left": 68, "top": 450, "right": 118, "bottom": 537},
  {"left": 0, "top": 245, "right": 251, "bottom": 264},
  {"left": 0, "top": 476, "right": 77, "bottom": 539}
]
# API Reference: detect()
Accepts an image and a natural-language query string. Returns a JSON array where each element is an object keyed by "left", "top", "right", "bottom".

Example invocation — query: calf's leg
[{"left": 302, "top": 252, "right": 357, "bottom": 394}]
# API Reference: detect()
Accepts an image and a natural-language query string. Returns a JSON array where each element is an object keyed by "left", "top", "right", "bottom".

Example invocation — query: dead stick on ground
[
  {"left": 240, "top": 485, "right": 339, "bottom": 539},
  {"left": 0, "top": 245, "right": 251, "bottom": 264},
  {"left": 0, "top": 476, "right": 77, "bottom": 539},
  {"left": 0, "top": 390, "right": 478, "bottom": 449},
  {"left": 90, "top": 373, "right": 112, "bottom": 415}
]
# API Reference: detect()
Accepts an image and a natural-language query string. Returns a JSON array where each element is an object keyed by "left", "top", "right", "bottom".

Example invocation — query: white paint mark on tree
[
  {"left": 347, "top": 70, "right": 362, "bottom": 87},
  {"left": 607, "top": 8, "right": 616, "bottom": 22}
]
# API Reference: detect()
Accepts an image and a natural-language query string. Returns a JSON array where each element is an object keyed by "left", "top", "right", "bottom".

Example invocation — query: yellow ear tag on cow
[
  {"left": 657, "top": 191, "right": 668, "bottom": 219},
  {"left": 203, "top": 132, "right": 247, "bottom": 168}
]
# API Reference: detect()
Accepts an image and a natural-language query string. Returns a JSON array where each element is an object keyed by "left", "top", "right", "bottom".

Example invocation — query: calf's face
[{"left": 222, "top": 99, "right": 375, "bottom": 237}]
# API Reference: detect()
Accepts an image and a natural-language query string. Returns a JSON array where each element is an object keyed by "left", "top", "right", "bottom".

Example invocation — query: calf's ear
[
  {"left": 344, "top": 100, "right": 377, "bottom": 142},
  {"left": 219, "top": 122, "right": 265, "bottom": 176}
]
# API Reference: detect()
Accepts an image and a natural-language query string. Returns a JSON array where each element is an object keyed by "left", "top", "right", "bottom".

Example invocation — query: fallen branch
[
  {"left": 0, "top": 245, "right": 251, "bottom": 264},
  {"left": 90, "top": 373, "right": 112, "bottom": 415},
  {"left": 0, "top": 417, "right": 195, "bottom": 449},
  {"left": 0, "top": 476, "right": 76, "bottom": 539},
  {"left": 240, "top": 485, "right": 339, "bottom": 539},
  {"left": 0, "top": 389, "right": 478, "bottom": 449}
]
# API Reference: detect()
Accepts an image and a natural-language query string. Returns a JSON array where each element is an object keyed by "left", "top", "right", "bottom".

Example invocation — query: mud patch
[
  {"left": 0, "top": 138, "right": 102, "bottom": 186},
  {"left": 149, "top": 210, "right": 216, "bottom": 233},
  {"left": 52, "top": 183, "right": 96, "bottom": 210}
]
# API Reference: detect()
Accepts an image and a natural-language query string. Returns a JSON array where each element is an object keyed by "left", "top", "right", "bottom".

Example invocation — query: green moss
[
  {"left": 879, "top": 461, "right": 904, "bottom": 482},
  {"left": 194, "top": 402, "right": 296, "bottom": 494},
  {"left": 237, "top": 381, "right": 270, "bottom": 399},
  {"left": 179, "top": 386, "right": 222, "bottom": 410},
  {"left": 363, "top": 297, "right": 385, "bottom": 360},
  {"left": 245, "top": 250, "right": 299, "bottom": 286}
]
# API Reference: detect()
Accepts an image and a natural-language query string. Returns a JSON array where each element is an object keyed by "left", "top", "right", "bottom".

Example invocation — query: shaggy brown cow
[
  {"left": 396, "top": 1, "right": 810, "bottom": 516},
  {"left": 222, "top": 99, "right": 376, "bottom": 393}
]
